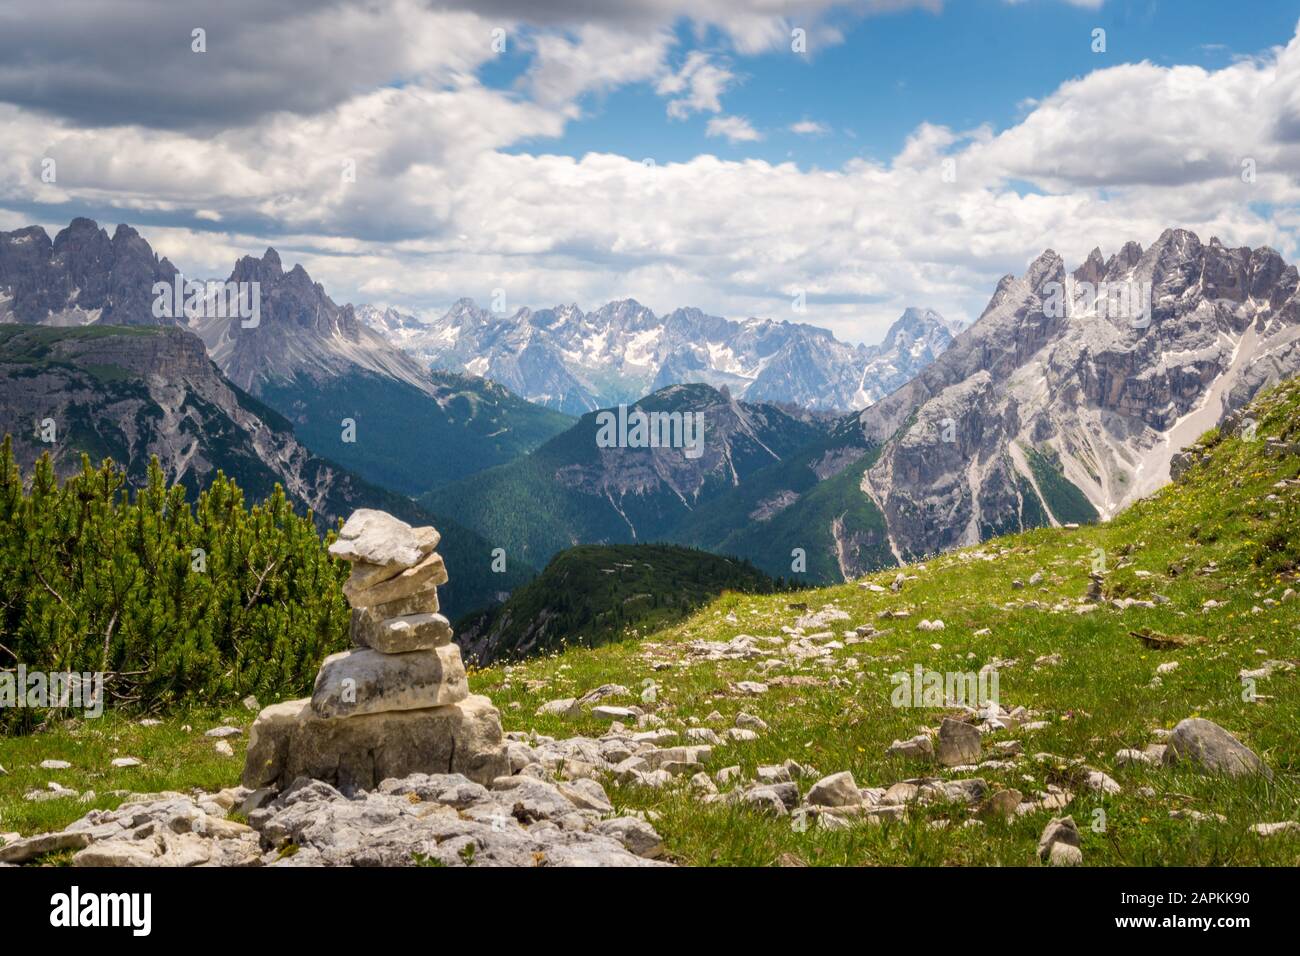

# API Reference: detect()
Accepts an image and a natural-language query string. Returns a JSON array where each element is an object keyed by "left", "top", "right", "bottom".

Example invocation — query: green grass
[
  {"left": 4, "top": 379, "right": 1299, "bottom": 865},
  {"left": 0, "top": 707, "right": 253, "bottom": 839}
]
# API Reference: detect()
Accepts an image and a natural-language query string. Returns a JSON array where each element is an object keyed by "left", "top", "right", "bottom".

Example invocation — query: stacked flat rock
[{"left": 243, "top": 510, "right": 508, "bottom": 792}]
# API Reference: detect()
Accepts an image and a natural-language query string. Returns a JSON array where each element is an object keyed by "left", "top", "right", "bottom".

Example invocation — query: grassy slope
[
  {"left": 5, "top": 379, "right": 1299, "bottom": 865},
  {"left": 456, "top": 543, "right": 780, "bottom": 663}
]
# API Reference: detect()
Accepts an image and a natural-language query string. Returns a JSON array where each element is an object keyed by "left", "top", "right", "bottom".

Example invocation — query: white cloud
[
  {"left": 527, "top": 25, "right": 675, "bottom": 106},
  {"left": 706, "top": 115, "right": 763, "bottom": 142},
  {"left": 789, "top": 119, "right": 830, "bottom": 135},
  {"left": 0, "top": 5, "right": 1297, "bottom": 353},
  {"left": 658, "top": 52, "right": 736, "bottom": 119}
]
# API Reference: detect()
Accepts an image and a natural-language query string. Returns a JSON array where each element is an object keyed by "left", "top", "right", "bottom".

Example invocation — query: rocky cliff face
[
  {"left": 194, "top": 248, "right": 434, "bottom": 397},
  {"left": 0, "top": 324, "right": 411, "bottom": 525},
  {"left": 0, "top": 218, "right": 179, "bottom": 326},
  {"left": 858, "top": 229, "right": 1300, "bottom": 560},
  {"left": 360, "top": 298, "right": 957, "bottom": 414}
]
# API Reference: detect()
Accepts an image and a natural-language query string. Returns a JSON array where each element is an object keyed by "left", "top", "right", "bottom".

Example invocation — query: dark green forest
[
  {"left": 456, "top": 543, "right": 783, "bottom": 663},
  {"left": 0, "top": 437, "right": 349, "bottom": 731}
]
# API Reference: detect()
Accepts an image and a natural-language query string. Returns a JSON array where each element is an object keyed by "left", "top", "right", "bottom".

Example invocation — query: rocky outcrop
[
  {"left": 6, "top": 771, "right": 666, "bottom": 867},
  {"left": 243, "top": 509, "right": 509, "bottom": 791},
  {"left": 0, "top": 218, "right": 179, "bottom": 326},
  {"left": 859, "top": 230, "right": 1300, "bottom": 561}
]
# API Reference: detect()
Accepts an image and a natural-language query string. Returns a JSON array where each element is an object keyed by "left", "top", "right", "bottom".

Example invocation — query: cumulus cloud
[
  {"left": 790, "top": 119, "right": 830, "bottom": 135},
  {"left": 658, "top": 52, "right": 737, "bottom": 119},
  {"left": 0, "top": 2, "right": 1296, "bottom": 350},
  {"left": 706, "top": 115, "right": 763, "bottom": 142}
]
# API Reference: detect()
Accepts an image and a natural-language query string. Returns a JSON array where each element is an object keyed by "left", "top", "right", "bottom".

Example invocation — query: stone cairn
[{"left": 243, "top": 509, "right": 508, "bottom": 793}]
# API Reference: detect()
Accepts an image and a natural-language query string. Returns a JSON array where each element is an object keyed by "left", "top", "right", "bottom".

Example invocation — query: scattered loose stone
[
  {"left": 591, "top": 705, "right": 638, "bottom": 721},
  {"left": 39, "top": 760, "right": 71, "bottom": 770},
  {"left": 537, "top": 698, "right": 580, "bottom": 718},
  {"left": 1037, "top": 815, "right": 1081, "bottom": 863},
  {"left": 1083, "top": 769, "right": 1121, "bottom": 795},
  {"left": 1048, "top": 842, "right": 1083, "bottom": 866},
  {"left": 982, "top": 789, "right": 1023, "bottom": 821},
  {"left": 1251, "top": 821, "right": 1300, "bottom": 837},
  {"left": 806, "top": 771, "right": 861, "bottom": 808},
  {"left": 204, "top": 726, "right": 242, "bottom": 739},
  {"left": 886, "top": 734, "right": 933, "bottom": 759},
  {"left": 1115, "top": 748, "right": 1160, "bottom": 767},
  {"left": 111, "top": 757, "right": 143, "bottom": 769},
  {"left": 937, "top": 718, "right": 981, "bottom": 767},
  {"left": 0, "top": 830, "right": 92, "bottom": 865},
  {"left": 1162, "top": 718, "right": 1271, "bottom": 779}
]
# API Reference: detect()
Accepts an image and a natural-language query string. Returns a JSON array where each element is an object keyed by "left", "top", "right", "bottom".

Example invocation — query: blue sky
[
  {"left": 497, "top": 1, "right": 1300, "bottom": 169},
  {"left": 1, "top": 0, "right": 1298, "bottom": 345}
]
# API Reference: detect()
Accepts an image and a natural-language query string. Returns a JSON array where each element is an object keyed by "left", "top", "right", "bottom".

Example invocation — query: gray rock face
[
  {"left": 858, "top": 229, "right": 1300, "bottom": 561},
  {"left": 1162, "top": 718, "right": 1270, "bottom": 778},
  {"left": 243, "top": 694, "right": 509, "bottom": 792},
  {"left": 0, "top": 218, "right": 180, "bottom": 327},
  {"left": 312, "top": 645, "right": 467, "bottom": 718}
]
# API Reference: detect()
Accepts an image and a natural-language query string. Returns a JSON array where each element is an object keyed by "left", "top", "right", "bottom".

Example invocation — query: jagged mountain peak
[
  {"left": 363, "top": 295, "right": 957, "bottom": 415},
  {"left": 0, "top": 217, "right": 179, "bottom": 327},
  {"left": 856, "top": 227, "right": 1300, "bottom": 563}
]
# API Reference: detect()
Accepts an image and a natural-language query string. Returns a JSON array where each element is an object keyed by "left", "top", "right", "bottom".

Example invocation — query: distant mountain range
[
  {"left": 0, "top": 218, "right": 573, "bottom": 499},
  {"left": 189, "top": 247, "right": 572, "bottom": 497},
  {"left": 420, "top": 229, "right": 1300, "bottom": 587},
  {"left": 358, "top": 300, "right": 960, "bottom": 415},
  {"left": 7, "top": 218, "right": 1294, "bottom": 613}
]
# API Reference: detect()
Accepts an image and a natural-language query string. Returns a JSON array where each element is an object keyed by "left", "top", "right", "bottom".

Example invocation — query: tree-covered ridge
[
  {"left": 0, "top": 438, "right": 349, "bottom": 731},
  {"left": 456, "top": 543, "right": 781, "bottom": 664}
]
